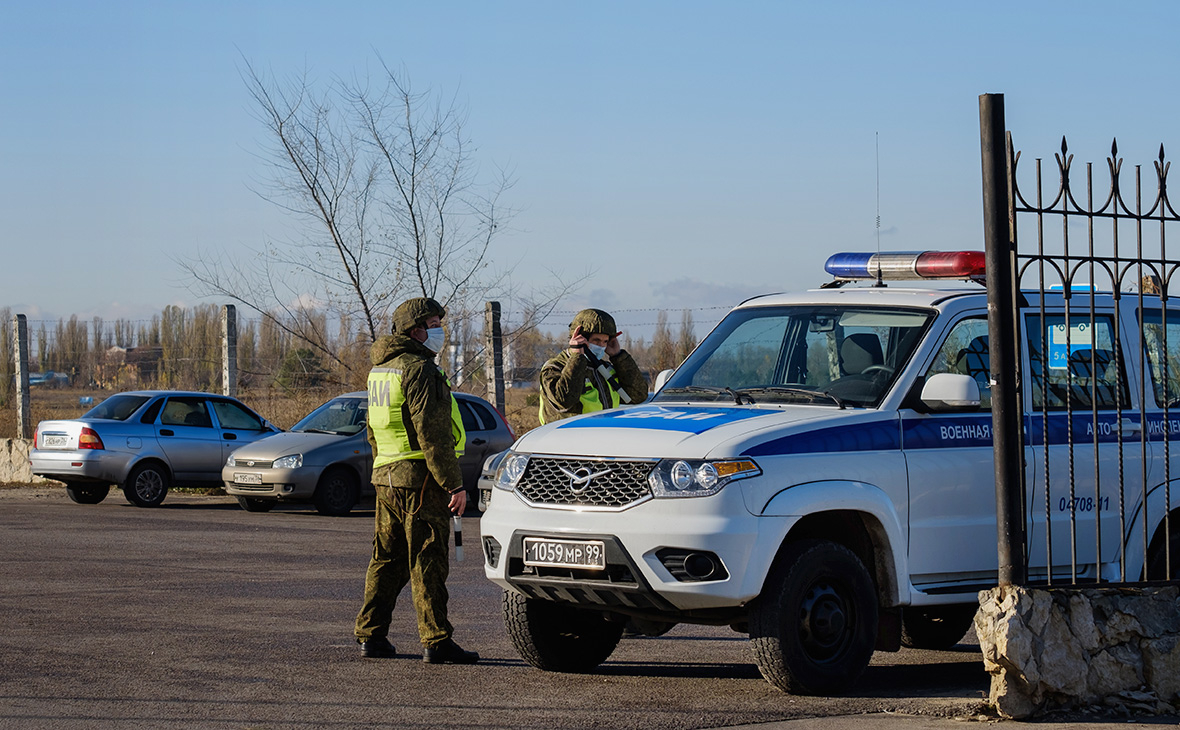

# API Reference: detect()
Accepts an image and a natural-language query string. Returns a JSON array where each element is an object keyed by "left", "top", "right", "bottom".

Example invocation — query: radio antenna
[{"left": 875, "top": 132, "right": 883, "bottom": 286}]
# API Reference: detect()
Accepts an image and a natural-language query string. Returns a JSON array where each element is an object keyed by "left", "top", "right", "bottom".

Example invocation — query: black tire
[
  {"left": 64, "top": 483, "right": 110, "bottom": 505},
  {"left": 236, "top": 496, "right": 276, "bottom": 513},
  {"left": 899, "top": 605, "right": 977, "bottom": 650},
  {"left": 122, "top": 462, "right": 170, "bottom": 508},
  {"left": 1145, "top": 523, "right": 1180, "bottom": 581},
  {"left": 502, "top": 590, "right": 625, "bottom": 672},
  {"left": 749, "top": 540, "right": 878, "bottom": 695},
  {"left": 313, "top": 467, "right": 359, "bottom": 516}
]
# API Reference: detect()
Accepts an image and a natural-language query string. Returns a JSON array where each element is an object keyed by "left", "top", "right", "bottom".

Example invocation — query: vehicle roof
[
  {"left": 109, "top": 390, "right": 247, "bottom": 399},
  {"left": 735, "top": 284, "right": 1124, "bottom": 311}
]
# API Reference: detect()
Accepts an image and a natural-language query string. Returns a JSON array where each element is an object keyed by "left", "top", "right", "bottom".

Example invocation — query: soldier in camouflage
[
  {"left": 538, "top": 308, "right": 648, "bottom": 425},
  {"left": 354, "top": 297, "right": 479, "bottom": 664}
]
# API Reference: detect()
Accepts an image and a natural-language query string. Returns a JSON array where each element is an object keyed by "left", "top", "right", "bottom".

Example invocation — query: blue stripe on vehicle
[
  {"left": 742, "top": 421, "right": 900, "bottom": 457},
  {"left": 555, "top": 405, "right": 772, "bottom": 434}
]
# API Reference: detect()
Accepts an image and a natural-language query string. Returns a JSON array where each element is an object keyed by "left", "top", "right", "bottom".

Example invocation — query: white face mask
[
  {"left": 422, "top": 327, "right": 446, "bottom": 353},
  {"left": 586, "top": 343, "right": 607, "bottom": 360}
]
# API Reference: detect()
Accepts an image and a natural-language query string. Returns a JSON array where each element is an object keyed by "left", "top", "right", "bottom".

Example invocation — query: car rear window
[{"left": 82, "top": 395, "right": 150, "bottom": 421}]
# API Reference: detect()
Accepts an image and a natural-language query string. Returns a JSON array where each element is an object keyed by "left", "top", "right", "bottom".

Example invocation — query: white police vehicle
[{"left": 481, "top": 251, "right": 1180, "bottom": 695}]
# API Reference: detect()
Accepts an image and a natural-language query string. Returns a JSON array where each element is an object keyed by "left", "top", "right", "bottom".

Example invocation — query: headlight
[
  {"left": 273, "top": 454, "right": 303, "bottom": 469},
  {"left": 226, "top": 454, "right": 236, "bottom": 467},
  {"left": 648, "top": 458, "right": 760, "bottom": 498},
  {"left": 494, "top": 453, "right": 529, "bottom": 491}
]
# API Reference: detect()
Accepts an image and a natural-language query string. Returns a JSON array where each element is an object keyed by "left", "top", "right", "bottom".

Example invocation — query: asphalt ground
[{"left": 1, "top": 485, "right": 1176, "bottom": 730}]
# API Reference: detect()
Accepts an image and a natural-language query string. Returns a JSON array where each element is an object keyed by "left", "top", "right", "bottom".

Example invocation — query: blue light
[{"left": 824, "top": 252, "right": 874, "bottom": 279}]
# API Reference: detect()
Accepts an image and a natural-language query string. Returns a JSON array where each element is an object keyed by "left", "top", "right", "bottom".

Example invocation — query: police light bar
[{"left": 824, "top": 251, "right": 986, "bottom": 281}]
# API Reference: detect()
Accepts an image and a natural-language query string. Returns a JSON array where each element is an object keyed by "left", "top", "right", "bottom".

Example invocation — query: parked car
[
  {"left": 31, "top": 390, "right": 279, "bottom": 507},
  {"left": 223, "top": 391, "right": 515, "bottom": 516}
]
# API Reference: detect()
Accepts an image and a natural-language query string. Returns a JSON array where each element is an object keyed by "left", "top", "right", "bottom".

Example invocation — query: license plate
[
  {"left": 41, "top": 434, "right": 70, "bottom": 448},
  {"left": 523, "top": 538, "right": 606, "bottom": 570},
  {"left": 234, "top": 472, "right": 263, "bottom": 485}
]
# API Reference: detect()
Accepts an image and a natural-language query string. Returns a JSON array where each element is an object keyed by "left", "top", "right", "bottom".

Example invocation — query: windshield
[
  {"left": 291, "top": 396, "right": 368, "bottom": 435},
  {"left": 82, "top": 394, "right": 150, "bottom": 421},
  {"left": 653, "top": 305, "right": 934, "bottom": 408}
]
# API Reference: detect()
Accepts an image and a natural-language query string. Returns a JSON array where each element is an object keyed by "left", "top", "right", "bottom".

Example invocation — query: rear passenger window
[
  {"left": 457, "top": 399, "right": 482, "bottom": 432},
  {"left": 1140, "top": 309, "right": 1180, "bottom": 407},
  {"left": 161, "top": 397, "right": 213, "bottom": 428},
  {"left": 1025, "top": 314, "right": 1124, "bottom": 410},
  {"left": 466, "top": 401, "right": 497, "bottom": 433}
]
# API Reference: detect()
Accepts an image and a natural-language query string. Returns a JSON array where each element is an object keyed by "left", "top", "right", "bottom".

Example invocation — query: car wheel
[
  {"left": 1145, "top": 523, "right": 1180, "bottom": 581},
  {"left": 122, "top": 462, "right": 170, "bottom": 508},
  {"left": 899, "top": 605, "right": 977, "bottom": 650},
  {"left": 236, "top": 496, "right": 276, "bottom": 513},
  {"left": 502, "top": 589, "right": 625, "bottom": 672},
  {"left": 313, "top": 467, "right": 359, "bottom": 516},
  {"left": 64, "top": 483, "right": 110, "bottom": 505},
  {"left": 749, "top": 540, "right": 878, "bottom": 695}
]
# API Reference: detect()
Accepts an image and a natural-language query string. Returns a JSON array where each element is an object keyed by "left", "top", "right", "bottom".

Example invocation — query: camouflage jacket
[
  {"left": 538, "top": 348, "right": 648, "bottom": 424},
  {"left": 367, "top": 334, "right": 463, "bottom": 494}
]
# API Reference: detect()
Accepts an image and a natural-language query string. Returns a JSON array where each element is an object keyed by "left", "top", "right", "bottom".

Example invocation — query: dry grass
[{"left": 1, "top": 385, "right": 542, "bottom": 440}]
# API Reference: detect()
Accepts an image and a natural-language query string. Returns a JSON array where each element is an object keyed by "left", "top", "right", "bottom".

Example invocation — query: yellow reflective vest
[{"left": 368, "top": 365, "right": 465, "bottom": 470}]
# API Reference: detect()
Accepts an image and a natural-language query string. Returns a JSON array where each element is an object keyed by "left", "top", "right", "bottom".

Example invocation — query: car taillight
[
  {"left": 78, "top": 427, "right": 104, "bottom": 450},
  {"left": 496, "top": 408, "right": 516, "bottom": 440}
]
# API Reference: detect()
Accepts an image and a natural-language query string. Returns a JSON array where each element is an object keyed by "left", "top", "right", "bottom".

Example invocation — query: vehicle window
[
  {"left": 210, "top": 399, "right": 266, "bottom": 431},
  {"left": 466, "top": 400, "right": 498, "bottom": 433},
  {"left": 161, "top": 397, "right": 213, "bottom": 428},
  {"left": 139, "top": 397, "right": 164, "bottom": 424},
  {"left": 83, "top": 394, "right": 150, "bottom": 421},
  {"left": 923, "top": 317, "right": 991, "bottom": 409},
  {"left": 292, "top": 397, "right": 366, "bottom": 435},
  {"left": 657, "top": 305, "right": 934, "bottom": 407},
  {"left": 1025, "top": 314, "right": 1124, "bottom": 410},
  {"left": 1140, "top": 309, "right": 1180, "bottom": 407},
  {"left": 457, "top": 399, "right": 482, "bottom": 432}
]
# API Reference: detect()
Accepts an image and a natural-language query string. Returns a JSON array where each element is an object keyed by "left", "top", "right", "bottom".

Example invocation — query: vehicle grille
[
  {"left": 233, "top": 459, "right": 273, "bottom": 468},
  {"left": 515, "top": 457, "right": 656, "bottom": 510}
]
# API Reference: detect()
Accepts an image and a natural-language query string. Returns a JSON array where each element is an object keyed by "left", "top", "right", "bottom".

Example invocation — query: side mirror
[
  {"left": 920, "top": 373, "right": 981, "bottom": 411},
  {"left": 653, "top": 369, "right": 674, "bottom": 392}
]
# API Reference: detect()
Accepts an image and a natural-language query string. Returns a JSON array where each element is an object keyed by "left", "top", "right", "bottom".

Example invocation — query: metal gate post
[{"left": 980, "top": 93, "right": 1027, "bottom": 586}]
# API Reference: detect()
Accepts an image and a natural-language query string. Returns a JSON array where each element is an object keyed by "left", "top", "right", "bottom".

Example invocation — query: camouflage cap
[
  {"left": 392, "top": 297, "right": 446, "bottom": 335},
  {"left": 569, "top": 308, "right": 617, "bottom": 337}
]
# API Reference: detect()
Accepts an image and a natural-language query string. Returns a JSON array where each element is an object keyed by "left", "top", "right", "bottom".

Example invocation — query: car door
[
  {"left": 901, "top": 314, "right": 1006, "bottom": 591},
  {"left": 209, "top": 398, "right": 276, "bottom": 465},
  {"left": 1022, "top": 308, "right": 1146, "bottom": 582},
  {"left": 155, "top": 396, "right": 224, "bottom": 482},
  {"left": 456, "top": 397, "right": 493, "bottom": 490}
]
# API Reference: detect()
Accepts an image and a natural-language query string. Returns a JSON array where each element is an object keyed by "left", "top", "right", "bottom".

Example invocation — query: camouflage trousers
[{"left": 354, "top": 480, "right": 454, "bottom": 647}]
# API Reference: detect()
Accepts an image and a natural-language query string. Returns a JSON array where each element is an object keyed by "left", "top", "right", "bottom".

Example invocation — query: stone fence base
[
  {"left": 975, "top": 584, "right": 1180, "bottom": 719},
  {"left": 0, "top": 438, "right": 52, "bottom": 484}
]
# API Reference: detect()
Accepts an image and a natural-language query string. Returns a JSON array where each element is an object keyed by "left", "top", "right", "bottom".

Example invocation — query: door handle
[
  {"left": 223, "top": 433, "right": 237, "bottom": 440},
  {"left": 159, "top": 429, "right": 174, "bottom": 436},
  {"left": 1118, "top": 418, "right": 1142, "bottom": 435},
  {"left": 471, "top": 438, "right": 487, "bottom": 446}
]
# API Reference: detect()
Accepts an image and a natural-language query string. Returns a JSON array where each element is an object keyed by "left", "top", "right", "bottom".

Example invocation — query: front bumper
[
  {"left": 480, "top": 484, "right": 797, "bottom": 615},
  {"left": 221, "top": 465, "right": 321, "bottom": 499}
]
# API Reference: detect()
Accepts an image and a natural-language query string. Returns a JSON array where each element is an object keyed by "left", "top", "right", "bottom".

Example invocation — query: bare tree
[{"left": 180, "top": 55, "right": 514, "bottom": 381}]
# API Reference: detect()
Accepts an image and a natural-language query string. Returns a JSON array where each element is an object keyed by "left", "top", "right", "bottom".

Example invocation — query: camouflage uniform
[
  {"left": 355, "top": 298, "right": 465, "bottom": 648},
  {"left": 539, "top": 308, "right": 649, "bottom": 425}
]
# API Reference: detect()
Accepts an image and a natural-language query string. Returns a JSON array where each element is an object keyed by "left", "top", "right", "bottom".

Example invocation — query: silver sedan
[
  {"left": 31, "top": 390, "right": 279, "bottom": 507},
  {"left": 223, "top": 391, "right": 515, "bottom": 516}
]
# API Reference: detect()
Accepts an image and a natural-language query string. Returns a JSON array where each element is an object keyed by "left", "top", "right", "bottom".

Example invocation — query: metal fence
[{"left": 981, "top": 94, "right": 1177, "bottom": 587}]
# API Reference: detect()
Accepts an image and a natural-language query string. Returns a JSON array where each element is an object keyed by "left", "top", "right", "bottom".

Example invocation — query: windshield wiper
[
  {"left": 735, "top": 386, "right": 846, "bottom": 409},
  {"left": 725, "top": 387, "right": 755, "bottom": 405},
  {"left": 298, "top": 428, "right": 340, "bottom": 435},
  {"left": 661, "top": 385, "right": 729, "bottom": 400}
]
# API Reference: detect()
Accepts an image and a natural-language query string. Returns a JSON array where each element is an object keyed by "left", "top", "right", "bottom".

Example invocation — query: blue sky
[{"left": 4, "top": 1, "right": 1179, "bottom": 337}]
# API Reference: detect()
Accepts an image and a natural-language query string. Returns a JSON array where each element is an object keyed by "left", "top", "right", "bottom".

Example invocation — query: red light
[
  {"left": 78, "top": 427, "right": 104, "bottom": 450},
  {"left": 915, "top": 251, "right": 986, "bottom": 279}
]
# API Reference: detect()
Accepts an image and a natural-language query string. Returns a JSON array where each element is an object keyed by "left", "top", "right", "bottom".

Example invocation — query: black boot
[
  {"left": 360, "top": 636, "right": 397, "bottom": 659},
  {"left": 423, "top": 638, "right": 479, "bottom": 664}
]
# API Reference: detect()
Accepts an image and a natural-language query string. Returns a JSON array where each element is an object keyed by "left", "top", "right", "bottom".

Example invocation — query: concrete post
[
  {"left": 484, "top": 302, "right": 505, "bottom": 412},
  {"left": 222, "top": 305, "right": 237, "bottom": 397},
  {"left": 14, "top": 314, "right": 31, "bottom": 439}
]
